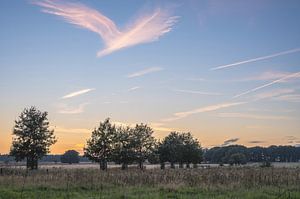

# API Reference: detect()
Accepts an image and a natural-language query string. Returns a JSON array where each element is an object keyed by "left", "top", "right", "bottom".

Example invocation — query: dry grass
[
  {"left": 1, "top": 167, "right": 300, "bottom": 198},
  {"left": 0, "top": 167, "right": 299, "bottom": 190}
]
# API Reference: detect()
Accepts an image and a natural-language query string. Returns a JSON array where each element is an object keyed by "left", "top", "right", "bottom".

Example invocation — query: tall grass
[{"left": 0, "top": 167, "right": 299, "bottom": 190}]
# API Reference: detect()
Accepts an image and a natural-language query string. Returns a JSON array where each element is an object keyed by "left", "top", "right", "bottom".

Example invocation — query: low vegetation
[{"left": 0, "top": 167, "right": 300, "bottom": 199}]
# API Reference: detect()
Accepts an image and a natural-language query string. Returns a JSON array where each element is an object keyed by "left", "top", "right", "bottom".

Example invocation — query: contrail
[
  {"left": 233, "top": 71, "right": 300, "bottom": 98},
  {"left": 62, "top": 88, "right": 95, "bottom": 99},
  {"left": 211, "top": 48, "right": 300, "bottom": 70},
  {"left": 173, "top": 89, "right": 222, "bottom": 96},
  {"left": 127, "top": 67, "right": 163, "bottom": 78},
  {"left": 162, "top": 101, "right": 246, "bottom": 121}
]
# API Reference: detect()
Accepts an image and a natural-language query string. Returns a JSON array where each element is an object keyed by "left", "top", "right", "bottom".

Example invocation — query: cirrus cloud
[{"left": 33, "top": 0, "right": 178, "bottom": 57}]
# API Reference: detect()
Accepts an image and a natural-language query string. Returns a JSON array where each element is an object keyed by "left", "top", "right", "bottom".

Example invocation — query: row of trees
[
  {"left": 8, "top": 107, "right": 300, "bottom": 169},
  {"left": 84, "top": 118, "right": 203, "bottom": 170},
  {"left": 204, "top": 145, "right": 300, "bottom": 165},
  {"left": 9, "top": 107, "right": 203, "bottom": 170},
  {"left": 84, "top": 118, "right": 156, "bottom": 170}
]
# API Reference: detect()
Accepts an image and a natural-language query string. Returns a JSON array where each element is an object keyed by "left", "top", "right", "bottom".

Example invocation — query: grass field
[{"left": 0, "top": 167, "right": 300, "bottom": 199}]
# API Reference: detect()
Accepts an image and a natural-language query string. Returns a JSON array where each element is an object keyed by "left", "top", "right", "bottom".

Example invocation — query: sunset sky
[{"left": 1, "top": 0, "right": 300, "bottom": 154}]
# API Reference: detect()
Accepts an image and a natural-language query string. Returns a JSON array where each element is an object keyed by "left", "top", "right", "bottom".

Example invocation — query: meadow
[{"left": 0, "top": 166, "right": 300, "bottom": 199}]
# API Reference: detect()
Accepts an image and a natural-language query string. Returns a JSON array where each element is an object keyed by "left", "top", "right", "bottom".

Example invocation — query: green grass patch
[{"left": 0, "top": 186, "right": 299, "bottom": 199}]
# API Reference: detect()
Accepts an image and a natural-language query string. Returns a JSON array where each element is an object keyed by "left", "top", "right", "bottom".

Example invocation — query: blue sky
[{"left": 1, "top": 0, "right": 300, "bottom": 153}]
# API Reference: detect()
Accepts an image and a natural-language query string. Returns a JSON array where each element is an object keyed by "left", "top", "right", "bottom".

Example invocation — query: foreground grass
[
  {"left": 1, "top": 186, "right": 300, "bottom": 199},
  {"left": 0, "top": 167, "right": 299, "bottom": 198}
]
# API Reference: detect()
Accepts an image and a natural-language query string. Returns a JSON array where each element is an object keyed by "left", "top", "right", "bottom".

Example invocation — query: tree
[
  {"left": 147, "top": 143, "right": 160, "bottom": 164},
  {"left": 158, "top": 132, "right": 202, "bottom": 169},
  {"left": 84, "top": 118, "right": 116, "bottom": 170},
  {"left": 112, "top": 126, "right": 136, "bottom": 170},
  {"left": 10, "top": 106, "right": 56, "bottom": 170},
  {"left": 61, "top": 150, "right": 79, "bottom": 164},
  {"left": 228, "top": 153, "right": 247, "bottom": 165},
  {"left": 131, "top": 124, "right": 156, "bottom": 170},
  {"left": 158, "top": 132, "right": 182, "bottom": 169},
  {"left": 180, "top": 133, "right": 203, "bottom": 168},
  {"left": 147, "top": 150, "right": 160, "bottom": 164}
]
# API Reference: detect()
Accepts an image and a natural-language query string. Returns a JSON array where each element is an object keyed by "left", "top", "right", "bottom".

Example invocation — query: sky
[{"left": 1, "top": 0, "right": 300, "bottom": 154}]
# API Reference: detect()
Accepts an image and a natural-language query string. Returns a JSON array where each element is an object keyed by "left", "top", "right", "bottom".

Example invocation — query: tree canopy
[
  {"left": 10, "top": 106, "right": 56, "bottom": 169},
  {"left": 131, "top": 124, "right": 156, "bottom": 169},
  {"left": 61, "top": 150, "right": 80, "bottom": 164},
  {"left": 158, "top": 132, "right": 203, "bottom": 168},
  {"left": 84, "top": 118, "right": 116, "bottom": 170}
]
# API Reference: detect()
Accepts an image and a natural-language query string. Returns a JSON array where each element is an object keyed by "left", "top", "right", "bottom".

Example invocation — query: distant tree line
[
  {"left": 5, "top": 106, "right": 300, "bottom": 170},
  {"left": 0, "top": 154, "right": 89, "bottom": 164},
  {"left": 204, "top": 145, "right": 300, "bottom": 165}
]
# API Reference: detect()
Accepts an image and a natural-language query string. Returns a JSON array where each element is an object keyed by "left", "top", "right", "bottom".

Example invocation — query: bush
[{"left": 61, "top": 150, "right": 79, "bottom": 164}]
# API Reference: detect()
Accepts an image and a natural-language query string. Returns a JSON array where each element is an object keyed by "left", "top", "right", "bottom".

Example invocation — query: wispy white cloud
[
  {"left": 62, "top": 88, "right": 95, "bottom": 99},
  {"left": 218, "top": 112, "right": 292, "bottom": 120},
  {"left": 127, "top": 86, "right": 141, "bottom": 92},
  {"left": 163, "top": 102, "right": 246, "bottom": 121},
  {"left": 173, "top": 89, "right": 222, "bottom": 96},
  {"left": 233, "top": 71, "right": 300, "bottom": 98},
  {"left": 185, "top": 77, "right": 206, "bottom": 81},
  {"left": 255, "top": 89, "right": 295, "bottom": 100},
  {"left": 242, "top": 71, "right": 292, "bottom": 81},
  {"left": 127, "top": 67, "right": 163, "bottom": 78},
  {"left": 34, "top": 0, "right": 178, "bottom": 57},
  {"left": 211, "top": 48, "right": 300, "bottom": 70},
  {"left": 52, "top": 126, "right": 91, "bottom": 134},
  {"left": 113, "top": 121, "right": 174, "bottom": 132},
  {"left": 149, "top": 122, "right": 175, "bottom": 132},
  {"left": 58, "top": 103, "right": 89, "bottom": 114},
  {"left": 275, "top": 94, "right": 300, "bottom": 103}
]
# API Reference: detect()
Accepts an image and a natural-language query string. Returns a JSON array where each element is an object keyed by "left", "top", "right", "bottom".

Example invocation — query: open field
[
  {"left": 1, "top": 162, "right": 300, "bottom": 169},
  {"left": 0, "top": 167, "right": 300, "bottom": 199}
]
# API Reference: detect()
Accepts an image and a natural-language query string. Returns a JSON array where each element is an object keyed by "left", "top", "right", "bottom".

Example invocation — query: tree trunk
[
  {"left": 179, "top": 162, "right": 183, "bottom": 168},
  {"left": 160, "top": 162, "right": 165, "bottom": 170},
  {"left": 26, "top": 157, "right": 30, "bottom": 169},
  {"left": 27, "top": 156, "right": 38, "bottom": 170},
  {"left": 138, "top": 161, "right": 144, "bottom": 170},
  {"left": 121, "top": 163, "right": 128, "bottom": 170},
  {"left": 33, "top": 158, "right": 38, "bottom": 170},
  {"left": 170, "top": 162, "right": 175, "bottom": 169},
  {"left": 186, "top": 163, "right": 190, "bottom": 168},
  {"left": 100, "top": 160, "right": 106, "bottom": 170},
  {"left": 193, "top": 163, "right": 198, "bottom": 168}
]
